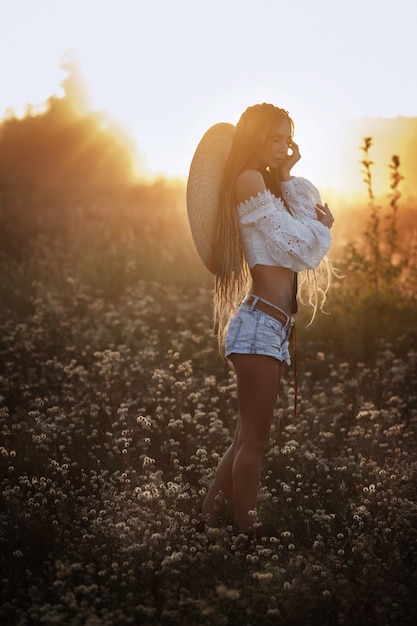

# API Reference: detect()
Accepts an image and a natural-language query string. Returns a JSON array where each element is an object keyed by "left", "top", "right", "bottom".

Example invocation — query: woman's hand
[
  {"left": 279, "top": 140, "right": 301, "bottom": 181},
  {"left": 315, "top": 203, "right": 334, "bottom": 229}
]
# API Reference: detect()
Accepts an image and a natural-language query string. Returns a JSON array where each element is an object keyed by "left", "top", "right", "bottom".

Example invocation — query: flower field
[{"left": 1, "top": 184, "right": 417, "bottom": 625}]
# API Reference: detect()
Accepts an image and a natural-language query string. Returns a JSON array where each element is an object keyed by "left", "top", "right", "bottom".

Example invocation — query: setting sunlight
[{"left": 1, "top": 0, "right": 416, "bottom": 194}]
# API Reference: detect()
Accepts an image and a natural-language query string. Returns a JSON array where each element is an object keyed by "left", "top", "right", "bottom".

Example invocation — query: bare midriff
[{"left": 249, "top": 265, "right": 296, "bottom": 316}]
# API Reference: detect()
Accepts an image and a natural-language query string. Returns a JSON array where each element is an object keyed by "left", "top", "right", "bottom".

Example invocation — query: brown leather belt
[{"left": 242, "top": 294, "right": 292, "bottom": 328}]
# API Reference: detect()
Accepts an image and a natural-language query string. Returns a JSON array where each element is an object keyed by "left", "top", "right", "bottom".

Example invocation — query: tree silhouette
[{"left": 0, "top": 57, "right": 138, "bottom": 187}]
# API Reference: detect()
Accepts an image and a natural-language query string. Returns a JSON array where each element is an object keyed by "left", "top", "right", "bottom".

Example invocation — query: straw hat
[{"left": 186, "top": 122, "right": 236, "bottom": 274}]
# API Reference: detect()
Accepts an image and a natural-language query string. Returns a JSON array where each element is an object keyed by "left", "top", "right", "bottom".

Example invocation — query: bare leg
[
  {"left": 232, "top": 354, "right": 283, "bottom": 530},
  {"left": 202, "top": 354, "right": 283, "bottom": 530},
  {"left": 202, "top": 419, "right": 242, "bottom": 519}
]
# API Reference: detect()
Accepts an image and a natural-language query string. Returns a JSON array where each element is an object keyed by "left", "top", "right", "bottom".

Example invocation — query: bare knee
[{"left": 238, "top": 430, "right": 270, "bottom": 459}]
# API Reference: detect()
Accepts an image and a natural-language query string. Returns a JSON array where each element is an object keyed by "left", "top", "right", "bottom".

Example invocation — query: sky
[{"left": 0, "top": 0, "right": 416, "bottom": 191}]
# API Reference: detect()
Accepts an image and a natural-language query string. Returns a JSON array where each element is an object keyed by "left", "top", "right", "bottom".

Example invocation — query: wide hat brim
[{"left": 186, "top": 122, "right": 236, "bottom": 274}]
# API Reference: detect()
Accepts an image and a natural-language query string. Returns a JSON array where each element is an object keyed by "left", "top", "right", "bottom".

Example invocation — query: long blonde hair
[
  {"left": 213, "top": 103, "right": 331, "bottom": 352},
  {"left": 212, "top": 104, "right": 292, "bottom": 347}
]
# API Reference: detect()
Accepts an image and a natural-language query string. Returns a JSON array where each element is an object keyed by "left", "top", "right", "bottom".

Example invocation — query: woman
[{"left": 187, "top": 103, "right": 334, "bottom": 534}]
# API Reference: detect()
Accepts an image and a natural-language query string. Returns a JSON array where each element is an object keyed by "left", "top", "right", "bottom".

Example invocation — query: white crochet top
[{"left": 237, "top": 176, "right": 331, "bottom": 271}]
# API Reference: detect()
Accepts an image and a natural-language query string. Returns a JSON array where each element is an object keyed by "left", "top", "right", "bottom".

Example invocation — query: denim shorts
[{"left": 225, "top": 301, "right": 293, "bottom": 365}]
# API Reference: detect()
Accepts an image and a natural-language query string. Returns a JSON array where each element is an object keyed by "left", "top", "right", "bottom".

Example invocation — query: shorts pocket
[
  {"left": 257, "top": 315, "right": 284, "bottom": 348},
  {"left": 258, "top": 314, "right": 284, "bottom": 333}
]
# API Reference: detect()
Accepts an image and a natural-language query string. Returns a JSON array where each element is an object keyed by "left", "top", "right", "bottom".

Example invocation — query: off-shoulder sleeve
[
  {"left": 238, "top": 189, "right": 331, "bottom": 271},
  {"left": 281, "top": 177, "right": 322, "bottom": 220}
]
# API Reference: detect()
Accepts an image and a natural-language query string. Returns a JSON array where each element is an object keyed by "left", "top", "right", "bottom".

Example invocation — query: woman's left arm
[
  {"left": 273, "top": 140, "right": 335, "bottom": 229},
  {"left": 281, "top": 177, "right": 334, "bottom": 228}
]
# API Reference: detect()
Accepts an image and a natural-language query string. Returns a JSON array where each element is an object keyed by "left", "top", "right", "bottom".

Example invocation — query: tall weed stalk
[
  {"left": 299, "top": 138, "right": 416, "bottom": 362},
  {"left": 348, "top": 137, "right": 405, "bottom": 298}
]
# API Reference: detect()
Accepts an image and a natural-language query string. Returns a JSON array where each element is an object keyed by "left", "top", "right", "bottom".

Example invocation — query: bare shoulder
[{"left": 235, "top": 169, "right": 267, "bottom": 205}]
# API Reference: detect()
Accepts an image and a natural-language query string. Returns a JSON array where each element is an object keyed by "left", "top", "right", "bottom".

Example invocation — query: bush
[{"left": 0, "top": 145, "right": 416, "bottom": 624}]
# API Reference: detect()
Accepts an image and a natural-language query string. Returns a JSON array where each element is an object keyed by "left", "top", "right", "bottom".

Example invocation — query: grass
[{"left": 0, "top": 179, "right": 416, "bottom": 625}]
